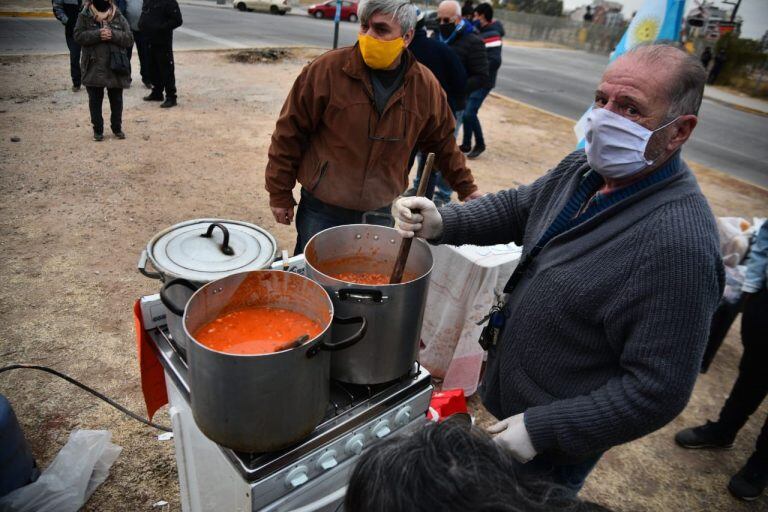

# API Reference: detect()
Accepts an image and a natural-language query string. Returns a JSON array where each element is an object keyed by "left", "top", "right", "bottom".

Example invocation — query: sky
[{"left": 561, "top": 0, "right": 768, "bottom": 40}]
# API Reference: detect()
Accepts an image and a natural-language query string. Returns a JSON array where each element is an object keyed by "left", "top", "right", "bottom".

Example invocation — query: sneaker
[
  {"left": 93, "top": 132, "right": 104, "bottom": 142},
  {"left": 467, "top": 145, "right": 486, "bottom": 159},
  {"left": 72, "top": 85, "right": 81, "bottom": 92},
  {"left": 728, "top": 462, "right": 768, "bottom": 501},
  {"left": 402, "top": 187, "right": 417, "bottom": 197},
  {"left": 459, "top": 143, "right": 471, "bottom": 153},
  {"left": 143, "top": 93, "right": 164, "bottom": 101},
  {"left": 160, "top": 98, "right": 177, "bottom": 108},
  {"left": 674, "top": 421, "right": 735, "bottom": 449},
  {"left": 113, "top": 131, "right": 126, "bottom": 140}
]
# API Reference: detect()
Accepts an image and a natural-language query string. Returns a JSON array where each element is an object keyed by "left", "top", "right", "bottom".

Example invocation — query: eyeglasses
[{"left": 368, "top": 102, "right": 407, "bottom": 142}]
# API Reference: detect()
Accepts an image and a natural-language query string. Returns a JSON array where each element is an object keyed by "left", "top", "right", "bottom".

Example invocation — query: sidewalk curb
[
  {"left": 0, "top": 11, "right": 54, "bottom": 18},
  {"left": 703, "top": 95, "right": 768, "bottom": 118}
]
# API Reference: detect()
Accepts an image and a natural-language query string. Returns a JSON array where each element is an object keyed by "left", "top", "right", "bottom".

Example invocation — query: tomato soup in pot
[{"left": 194, "top": 306, "right": 324, "bottom": 355}]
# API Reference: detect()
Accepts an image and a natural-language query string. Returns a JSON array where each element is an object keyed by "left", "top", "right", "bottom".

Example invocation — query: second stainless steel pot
[
  {"left": 183, "top": 270, "right": 366, "bottom": 453},
  {"left": 304, "top": 224, "right": 433, "bottom": 385}
]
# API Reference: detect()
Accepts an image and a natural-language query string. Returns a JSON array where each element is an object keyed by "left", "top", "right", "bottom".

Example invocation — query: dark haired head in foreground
[{"left": 345, "top": 416, "right": 610, "bottom": 512}]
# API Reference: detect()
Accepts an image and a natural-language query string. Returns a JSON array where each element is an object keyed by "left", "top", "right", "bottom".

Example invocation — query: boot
[
  {"left": 143, "top": 92, "right": 163, "bottom": 101},
  {"left": 93, "top": 131, "right": 104, "bottom": 142},
  {"left": 160, "top": 97, "right": 177, "bottom": 108},
  {"left": 675, "top": 421, "right": 736, "bottom": 449},
  {"left": 728, "top": 460, "right": 768, "bottom": 501},
  {"left": 467, "top": 145, "right": 486, "bottom": 159}
]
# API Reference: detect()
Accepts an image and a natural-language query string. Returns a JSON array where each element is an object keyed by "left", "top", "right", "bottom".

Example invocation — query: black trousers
[
  {"left": 64, "top": 27, "right": 81, "bottom": 87},
  {"left": 86, "top": 87, "right": 123, "bottom": 134},
  {"left": 147, "top": 42, "right": 176, "bottom": 99},
  {"left": 701, "top": 298, "right": 742, "bottom": 373},
  {"left": 717, "top": 287, "right": 768, "bottom": 471},
  {"left": 129, "top": 30, "right": 151, "bottom": 85}
]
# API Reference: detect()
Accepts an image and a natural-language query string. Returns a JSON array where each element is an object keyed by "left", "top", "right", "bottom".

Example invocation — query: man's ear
[
  {"left": 403, "top": 28, "right": 415, "bottom": 47},
  {"left": 666, "top": 114, "right": 697, "bottom": 152}
]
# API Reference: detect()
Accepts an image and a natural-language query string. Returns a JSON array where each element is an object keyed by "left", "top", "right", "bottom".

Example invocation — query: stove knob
[
  {"left": 345, "top": 434, "right": 365, "bottom": 455},
  {"left": 317, "top": 450, "right": 338, "bottom": 471},
  {"left": 371, "top": 420, "right": 391, "bottom": 439},
  {"left": 395, "top": 406, "right": 412, "bottom": 427},
  {"left": 285, "top": 466, "right": 309, "bottom": 489}
]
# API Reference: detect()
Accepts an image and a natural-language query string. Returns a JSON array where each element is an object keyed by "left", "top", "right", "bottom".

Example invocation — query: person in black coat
[
  {"left": 429, "top": 0, "right": 488, "bottom": 205},
  {"left": 52, "top": 0, "right": 84, "bottom": 91},
  {"left": 404, "top": 11, "right": 467, "bottom": 200},
  {"left": 460, "top": 2, "right": 504, "bottom": 159},
  {"left": 138, "top": 0, "right": 182, "bottom": 107}
]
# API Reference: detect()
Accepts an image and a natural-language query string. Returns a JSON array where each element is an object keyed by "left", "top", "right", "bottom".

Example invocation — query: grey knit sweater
[{"left": 437, "top": 150, "right": 724, "bottom": 461}]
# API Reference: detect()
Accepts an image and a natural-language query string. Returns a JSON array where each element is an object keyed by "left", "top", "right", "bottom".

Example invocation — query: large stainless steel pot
[
  {"left": 138, "top": 219, "right": 278, "bottom": 354},
  {"left": 304, "top": 225, "right": 433, "bottom": 385},
  {"left": 183, "top": 270, "right": 366, "bottom": 453}
]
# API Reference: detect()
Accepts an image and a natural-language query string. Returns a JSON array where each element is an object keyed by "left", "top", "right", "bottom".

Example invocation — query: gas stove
[{"left": 139, "top": 294, "right": 433, "bottom": 512}]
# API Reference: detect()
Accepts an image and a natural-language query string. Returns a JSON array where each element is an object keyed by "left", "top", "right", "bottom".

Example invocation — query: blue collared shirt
[{"left": 743, "top": 221, "right": 768, "bottom": 293}]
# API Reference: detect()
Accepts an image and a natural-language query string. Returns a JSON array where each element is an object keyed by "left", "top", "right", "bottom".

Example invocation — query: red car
[{"left": 308, "top": 0, "right": 358, "bottom": 22}]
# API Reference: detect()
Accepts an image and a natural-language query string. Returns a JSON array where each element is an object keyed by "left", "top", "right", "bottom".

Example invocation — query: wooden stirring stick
[
  {"left": 273, "top": 334, "right": 310, "bottom": 353},
  {"left": 390, "top": 152, "right": 436, "bottom": 284}
]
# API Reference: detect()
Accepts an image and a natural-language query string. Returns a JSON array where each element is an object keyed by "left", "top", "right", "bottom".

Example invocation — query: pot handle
[
  {"left": 335, "top": 289, "right": 389, "bottom": 304},
  {"left": 200, "top": 223, "right": 235, "bottom": 256},
  {"left": 138, "top": 249, "right": 163, "bottom": 280},
  {"left": 159, "top": 278, "right": 199, "bottom": 317},
  {"left": 308, "top": 316, "right": 367, "bottom": 357}
]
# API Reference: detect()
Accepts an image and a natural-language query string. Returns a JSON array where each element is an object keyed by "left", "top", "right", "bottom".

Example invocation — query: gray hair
[
  {"left": 358, "top": 0, "right": 418, "bottom": 36},
  {"left": 618, "top": 43, "right": 707, "bottom": 118},
  {"left": 439, "top": 0, "right": 461, "bottom": 17}
]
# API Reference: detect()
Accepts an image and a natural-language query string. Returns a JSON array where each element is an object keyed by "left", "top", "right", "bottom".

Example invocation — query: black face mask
[
  {"left": 92, "top": 0, "right": 110, "bottom": 12},
  {"left": 439, "top": 22, "right": 456, "bottom": 39}
]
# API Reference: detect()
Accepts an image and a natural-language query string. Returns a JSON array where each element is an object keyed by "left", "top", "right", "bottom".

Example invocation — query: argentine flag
[{"left": 574, "top": 0, "right": 687, "bottom": 144}]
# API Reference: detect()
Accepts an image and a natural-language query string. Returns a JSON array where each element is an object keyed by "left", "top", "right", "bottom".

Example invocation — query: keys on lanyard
[{"left": 478, "top": 297, "right": 507, "bottom": 351}]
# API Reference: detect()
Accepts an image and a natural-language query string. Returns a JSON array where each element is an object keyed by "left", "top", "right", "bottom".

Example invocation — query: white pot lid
[{"left": 147, "top": 219, "right": 278, "bottom": 282}]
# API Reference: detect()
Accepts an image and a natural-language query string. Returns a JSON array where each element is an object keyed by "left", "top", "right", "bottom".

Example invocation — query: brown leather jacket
[{"left": 265, "top": 45, "right": 478, "bottom": 211}]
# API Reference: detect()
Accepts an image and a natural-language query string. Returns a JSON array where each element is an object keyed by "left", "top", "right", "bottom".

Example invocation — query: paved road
[{"left": 2, "top": 4, "right": 766, "bottom": 187}]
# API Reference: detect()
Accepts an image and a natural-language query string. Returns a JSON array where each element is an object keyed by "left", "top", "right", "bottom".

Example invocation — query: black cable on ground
[{"left": 0, "top": 364, "right": 172, "bottom": 432}]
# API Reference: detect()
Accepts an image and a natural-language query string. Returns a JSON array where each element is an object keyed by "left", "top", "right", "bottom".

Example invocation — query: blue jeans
[
  {"left": 293, "top": 189, "right": 393, "bottom": 255},
  {"left": 513, "top": 452, "right": 603, "bottom": 495},
  {"left": 462, "top": 87, "right": 491, "bottom": 148},
  {"left": 412, "top": 109, "right": 463, "bottom": 203}
]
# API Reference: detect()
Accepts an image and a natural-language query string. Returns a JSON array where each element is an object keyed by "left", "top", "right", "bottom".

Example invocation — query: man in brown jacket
[{"left": 265, "top": 0, "right": 481, "bottom": 253}]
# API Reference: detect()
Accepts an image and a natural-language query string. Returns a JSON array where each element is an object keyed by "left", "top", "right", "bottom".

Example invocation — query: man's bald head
[
  {"left": 437, "top": 0, "right": 461, "bottom": 20},
  {"left": 607, "top": 44, "right": 707, "bottom": 119}
]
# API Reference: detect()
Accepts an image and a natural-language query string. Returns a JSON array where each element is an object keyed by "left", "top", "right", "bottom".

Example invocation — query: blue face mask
[{"left": 472, "top": 19, "right": 482, "bottom": 29}]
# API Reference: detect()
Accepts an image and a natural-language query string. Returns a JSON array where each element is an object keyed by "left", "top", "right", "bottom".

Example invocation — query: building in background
[{"left": 685, "top": 1, "right": 742, "bottom": 45}]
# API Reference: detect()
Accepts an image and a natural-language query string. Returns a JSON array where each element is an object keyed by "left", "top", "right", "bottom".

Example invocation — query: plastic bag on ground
[{"left": 0, "top": 430, "right": 121, "bottom": 512}]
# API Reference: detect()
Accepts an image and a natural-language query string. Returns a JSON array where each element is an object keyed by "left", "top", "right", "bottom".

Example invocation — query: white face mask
[{"left": 585, "top": 108, "right": 678, "bottom": 180}]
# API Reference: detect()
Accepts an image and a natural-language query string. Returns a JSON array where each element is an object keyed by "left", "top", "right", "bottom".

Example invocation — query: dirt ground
[{"left": 1, "top": 49, "right": 767, "bottom": 511}]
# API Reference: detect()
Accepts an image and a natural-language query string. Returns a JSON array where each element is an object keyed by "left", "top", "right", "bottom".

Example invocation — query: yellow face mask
[{"left": 358, "top": 33, "right": 404, "bottom": 70}]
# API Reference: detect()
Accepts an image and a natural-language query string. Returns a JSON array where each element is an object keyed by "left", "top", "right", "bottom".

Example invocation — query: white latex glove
[
  {"left": 487, "top": 413, "right": 538, "bottom": 463},
  {"left": 394, "top": 196, "right": 443, "bottom": 240}
]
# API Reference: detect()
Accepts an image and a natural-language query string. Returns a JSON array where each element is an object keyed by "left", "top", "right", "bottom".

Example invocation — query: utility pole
[
  {"left": 722, "top": 0, "right": 741, "bottom": 23},
  {"left": 332, "top": 0, "right": 342, "bottom": 49}
]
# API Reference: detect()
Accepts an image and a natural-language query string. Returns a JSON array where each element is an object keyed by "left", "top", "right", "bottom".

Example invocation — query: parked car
[
  {"left": 307, "top": 0, "right": 358, "bottom": 22},
  {"left": 233, "top": 0, "right": 290, "bottom": 15}
]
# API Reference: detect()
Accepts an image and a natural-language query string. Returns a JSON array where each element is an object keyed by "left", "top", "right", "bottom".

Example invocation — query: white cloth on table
[{"left": 419, "top": 242, "right": 522, "bottom": 395}]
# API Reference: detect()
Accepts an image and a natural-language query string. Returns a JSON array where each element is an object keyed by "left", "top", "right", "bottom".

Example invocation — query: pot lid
[{"left": 148, "top": 219, "right": 278, "bottom": 282}]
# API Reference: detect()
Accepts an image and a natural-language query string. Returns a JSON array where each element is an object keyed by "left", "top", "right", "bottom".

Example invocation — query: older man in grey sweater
[{"left": 396, "top": 44, "right": 724, "bottom": 492}]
